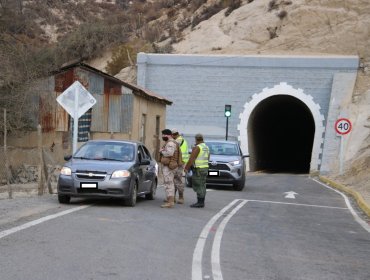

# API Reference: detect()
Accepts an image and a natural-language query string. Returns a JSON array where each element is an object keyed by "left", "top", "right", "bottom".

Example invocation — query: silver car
[
  {"left": 57, "top": 140, "right": 158, "bottom": 206},
  {"left": 185, "top": 140, "right": 248, "bottom": 191}
]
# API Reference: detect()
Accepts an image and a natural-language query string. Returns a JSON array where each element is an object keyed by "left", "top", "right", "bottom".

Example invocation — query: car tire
[
  {"left": 124, "top": 180, "right": 137, "bottom": 207},
  {"left": 58, "top": 194, "right": 71, "bottom": 204},
  {"left": 233, "top": 179, "right": 245, "bottom": 191},
  {"left": 145, "top": 179, "right": 157, "bottom": 200}
]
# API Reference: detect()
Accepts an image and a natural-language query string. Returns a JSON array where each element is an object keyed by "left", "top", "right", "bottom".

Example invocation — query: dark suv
[{"left": 185, "top": 140, "right": 248, "bottom": 191}]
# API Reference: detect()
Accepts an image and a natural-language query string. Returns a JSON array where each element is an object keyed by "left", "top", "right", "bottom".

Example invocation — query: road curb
[{"left": 319, "top": 176, "right": 370, "bottom": 218}]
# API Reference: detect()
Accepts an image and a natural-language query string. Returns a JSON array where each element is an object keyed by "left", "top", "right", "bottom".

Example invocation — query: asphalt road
[{"left": 0, "top": 174, "right": 370, "bottom": 280}]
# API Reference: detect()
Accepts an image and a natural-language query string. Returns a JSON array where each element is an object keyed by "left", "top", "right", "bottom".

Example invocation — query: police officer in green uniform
[{"left": 184, "top": 133, "right": 210, "bottom": 208}]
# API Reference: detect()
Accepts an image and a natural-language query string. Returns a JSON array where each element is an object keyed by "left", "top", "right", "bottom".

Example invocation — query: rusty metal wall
[
  {"left": 54, "top": 70, "right": 74, "bottom": 131},
  {"left": 108, "top": 94, "right": 122, "bottom": 132},
  {"left": 91, "top": 93, "right": 108, "bottom": 132},
  {"left": 88, "top": 71, "right": 104, "bottom": 95},
  {"left": 121, "top": 89, "right": 133, "bottom": 133},
  {"left": 43, "top": 66, "right": 135, "bottom": 135}
]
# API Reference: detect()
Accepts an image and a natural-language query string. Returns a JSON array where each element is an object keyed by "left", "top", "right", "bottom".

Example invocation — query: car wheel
[
  {"left": 58, "top": 194, "right": 71, "bottom": 204},
  {"left": 124, "top": 180, "right": 137, "bottom": 207},
  {"left": 233, "top": 179, "right": 245, "bottom": 191},
  {"left": 145, "top": 179, "right": 157, "bottom": 200}
]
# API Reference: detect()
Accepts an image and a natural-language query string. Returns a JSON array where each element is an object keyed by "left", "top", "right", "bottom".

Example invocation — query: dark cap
[
  {"left": 161, "top": 129, "right": 172, "bottom": 135},
  {"left": 195, "top": 133, "right": 204, "bottom": 141}
]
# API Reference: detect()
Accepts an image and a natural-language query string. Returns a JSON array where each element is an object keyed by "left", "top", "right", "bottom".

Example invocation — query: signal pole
[{"left": 224, "top": 104, "right": 231, "bottom": 140}]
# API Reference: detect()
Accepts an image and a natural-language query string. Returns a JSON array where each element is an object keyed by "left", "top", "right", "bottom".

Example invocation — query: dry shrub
[
  {"left": 267, "top": 26, "right": 278, "bottom": 39},
  {"left": 277, "top": 10, "right": 287, "bottom": 19},
  {"left": 105, "top": 39, "right": 153, "bottom": 75},
  {"left": 268, "top": 0, "right": 279, "bottom": 11},
  {"left": 224, "top": 0, "right": 242, "bottom": 17}
]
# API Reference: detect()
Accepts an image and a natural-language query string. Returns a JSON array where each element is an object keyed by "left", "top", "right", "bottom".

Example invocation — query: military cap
[{"left": 161, "top": 129, "right": 172, "bottom": 135}]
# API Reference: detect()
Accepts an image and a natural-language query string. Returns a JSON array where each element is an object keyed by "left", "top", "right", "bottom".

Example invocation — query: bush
[
  {"left": 277, "top": 10, "right": 288, "bottom": 20},
  {"left": 224, "top": 0, "right": 242, "bottom": 17},
  {"left": 105, "top": 40, "right": 153, "bottom": 76},
  {"left": 268, "top": 0, "right": 279, "bottom": 12}
]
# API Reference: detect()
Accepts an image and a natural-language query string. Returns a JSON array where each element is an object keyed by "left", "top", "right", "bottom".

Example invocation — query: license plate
[
  {"left": 80, "top": 182, "right": 98, "bottom": 188},
  {"left": 208, "top": 171, "right": 219, "bottom": 176}
]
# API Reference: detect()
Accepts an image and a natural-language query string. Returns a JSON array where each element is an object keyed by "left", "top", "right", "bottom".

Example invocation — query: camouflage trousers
[
  {"left": 192, "top": 168, "right": 208, "bottom": 199},
  {"left": 174, "top": 165, "right": 184, "bottom": 195},
  {"left": 162, "top": 165, "right": 176, "bottom": 197}
]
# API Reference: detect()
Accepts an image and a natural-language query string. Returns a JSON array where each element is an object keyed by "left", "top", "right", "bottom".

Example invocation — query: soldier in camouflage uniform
[
  {"left": 159, "top": 129, "right": 180, "bottom": 208},
  {"left": 172, "top": 128, "right": 189, "bottom": 204}
]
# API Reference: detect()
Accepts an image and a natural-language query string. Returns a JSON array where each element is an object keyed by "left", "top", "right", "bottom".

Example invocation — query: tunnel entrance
[{"left": 248, "top": 95, "right": 315, "bottom": 173}]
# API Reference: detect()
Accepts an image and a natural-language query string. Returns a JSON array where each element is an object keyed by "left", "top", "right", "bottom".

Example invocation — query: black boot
[{"left": 190, "top": 197, "right": 205, "bottom": 208}]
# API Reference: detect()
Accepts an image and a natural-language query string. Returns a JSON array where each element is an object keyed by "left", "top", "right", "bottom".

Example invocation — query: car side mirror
[
  {"left": 64, "top": 155, "right": 72, "bottom": 161},
  {"left": 140, "top": 159, "right": 151, "bottom": 165}
]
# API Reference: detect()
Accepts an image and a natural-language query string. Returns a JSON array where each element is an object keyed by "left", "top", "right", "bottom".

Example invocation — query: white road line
[
  {"left": 312, "top": 178, "right": 370, "bottom": 233},
  {"left": 0, "top": 205, "right": 91, "bottom": 239},
  {"left": 192, "top": 199, "right": 242, "bottom": 280},
  {"left": 246, "top": 199, "right": 348, "bottom": 209},
  {"left": 212, "top": 200, "right": 248, "bottom": 280}
]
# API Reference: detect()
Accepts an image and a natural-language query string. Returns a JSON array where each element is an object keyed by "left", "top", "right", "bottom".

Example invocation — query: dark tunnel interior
[{"left": 248, "top": 95, "right": 315, "bottom": 174}]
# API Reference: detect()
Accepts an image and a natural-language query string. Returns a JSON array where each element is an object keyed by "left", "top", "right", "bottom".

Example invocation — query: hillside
[
  {"left": 128, "top": 0, "right": 370, "bottom": 201},
  {"left": 0, "top": 0, "right": 369, "bottom": 201}
]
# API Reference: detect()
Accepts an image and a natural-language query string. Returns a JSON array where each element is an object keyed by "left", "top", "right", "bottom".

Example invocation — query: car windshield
[
  {"left": 74, "top": 142, "right": 135, "bottom": 162},
  {"left": 206, "top": 142, "right": 240, "bottom": 156}
]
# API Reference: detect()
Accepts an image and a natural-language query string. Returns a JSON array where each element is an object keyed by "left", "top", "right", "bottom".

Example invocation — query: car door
[{"left": 137, "top": 145, "right": 152, "bottom": 192}]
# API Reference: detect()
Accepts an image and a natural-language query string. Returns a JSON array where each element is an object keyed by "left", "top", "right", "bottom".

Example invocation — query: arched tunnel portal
[{"left": 247, "top": 95, "right": 315, "bottom": 173}]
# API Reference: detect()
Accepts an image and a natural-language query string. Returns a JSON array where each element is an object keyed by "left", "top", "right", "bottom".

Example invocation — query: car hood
[
  {"left": 209, "top": 154, "right": 241, "bottom": 163},
  {"left": 66, "top": 159, "right": 134, "bottom": 173}
]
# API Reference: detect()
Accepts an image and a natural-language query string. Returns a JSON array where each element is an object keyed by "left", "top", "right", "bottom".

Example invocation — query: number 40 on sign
[{"left": 335, "top": 118, "right": 352, "bottom": 135}]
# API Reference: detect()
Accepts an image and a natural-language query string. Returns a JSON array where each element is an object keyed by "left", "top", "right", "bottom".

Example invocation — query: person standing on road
[
  {"left": 172, "top": 128, "right": 189, "bottom": 204},
  {"left": 184, "top": 134, "right": 210, "bottom": 208},
  {"left": 159, "top": 129, "right": 181, "bottom": 208}
]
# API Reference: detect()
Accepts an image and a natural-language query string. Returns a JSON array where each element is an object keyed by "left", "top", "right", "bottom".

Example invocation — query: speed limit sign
[{"left": 335, "top": 118, "right": 352, "bottom": 135}]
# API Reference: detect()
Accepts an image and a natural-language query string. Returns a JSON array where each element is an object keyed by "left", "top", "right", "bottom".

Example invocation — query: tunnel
[{"left": 247, "top": 95, "right": 315, "bottom": 173}]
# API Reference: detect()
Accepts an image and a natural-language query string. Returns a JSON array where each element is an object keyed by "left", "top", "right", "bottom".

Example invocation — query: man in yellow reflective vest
[
  {"left": 184, "top": 133, "right": 210, "bottom": 208},
  {"left": 172, "top": 128, "right": 189, "bottom": 204}
]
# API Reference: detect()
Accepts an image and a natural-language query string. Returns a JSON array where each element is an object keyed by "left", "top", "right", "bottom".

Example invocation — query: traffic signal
[{"left": 224, "top": 104, "right": 231, "bottom": 117}]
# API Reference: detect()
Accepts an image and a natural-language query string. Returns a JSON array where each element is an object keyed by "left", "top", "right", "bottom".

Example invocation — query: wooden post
[
  {"left": 4, "top": 109, "right": 12, "bottom": 199},
  {"left": 37, "top": 124, "right": 44, "bottom": 195}
]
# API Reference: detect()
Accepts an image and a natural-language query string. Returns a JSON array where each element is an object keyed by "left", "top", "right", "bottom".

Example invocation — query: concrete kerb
[{"left": 319, "top": 175, "right": 370, "bottom": 218}]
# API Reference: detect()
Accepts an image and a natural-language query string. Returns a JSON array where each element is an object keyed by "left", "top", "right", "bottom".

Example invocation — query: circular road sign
[{"left": 335, "top": 118, "right": 352, "bottom": 135}]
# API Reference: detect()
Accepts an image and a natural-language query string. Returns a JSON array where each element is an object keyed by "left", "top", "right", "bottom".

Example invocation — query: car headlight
[
  {"left": 229, "top": 160, "right": 240, "bottom": 166},
  {"left": 155, "top": 163, "right": 159, "bottom": 176},
  {"left": 111, "top": 170, "right": 131, "bottom": 178},
  {"left": 60, "top": 167, "right": 72, "bottom": 176}
]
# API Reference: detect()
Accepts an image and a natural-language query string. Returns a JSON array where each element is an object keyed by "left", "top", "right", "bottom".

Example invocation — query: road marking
[
  {"left": 0, "top": 205, "right": 90, "bottom": 240},
  {"left": 284, "top": 191, "right": 298, "bottom": 199},
  {"left": 192, "top": 197, "right": 352, "bottom": 280},
  {"left": 192, "top": 199, "right": 241, "bottom": 280},
  {"left": 211, "top": 200, "right": 248, "bottom": 280},
  {"left": 312, "top": 178, "right": 370, "bottom": 233},
  {"left": 247, "top": 199, "right": 347, "bottom": 210}
]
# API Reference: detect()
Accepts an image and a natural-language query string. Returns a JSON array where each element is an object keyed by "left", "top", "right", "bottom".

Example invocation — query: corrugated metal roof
[{"left": 55, "top": 61, "right": 172, "bottom": 105}]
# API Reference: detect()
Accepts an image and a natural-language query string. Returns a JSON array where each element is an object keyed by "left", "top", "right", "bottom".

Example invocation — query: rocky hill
[
  {"left": 121, "top": 0, "right": 370, "bottom": 200},
  {"left": 1, "top": 0, "right": 369, "bottom": 199}
]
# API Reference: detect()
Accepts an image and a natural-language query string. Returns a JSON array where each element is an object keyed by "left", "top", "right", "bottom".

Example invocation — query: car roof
[
  {"left": 205, "top": 140, "right": 239, "bottom": 145},
  {"left": 85, "top": 139, "right": 144, "bottom": 145}
]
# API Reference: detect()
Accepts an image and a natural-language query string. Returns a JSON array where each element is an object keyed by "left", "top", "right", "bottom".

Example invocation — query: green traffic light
[{"left": 225, "top": 104, "right": 231, "bottom": 117}]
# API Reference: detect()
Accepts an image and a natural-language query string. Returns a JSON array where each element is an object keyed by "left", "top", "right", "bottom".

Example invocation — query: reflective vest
[
  {"left": 177, "top": 136, "right": 189, "bottom": 164},
  {"left": 195, "top": 143, "right": 210, "bottom": 168}
]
